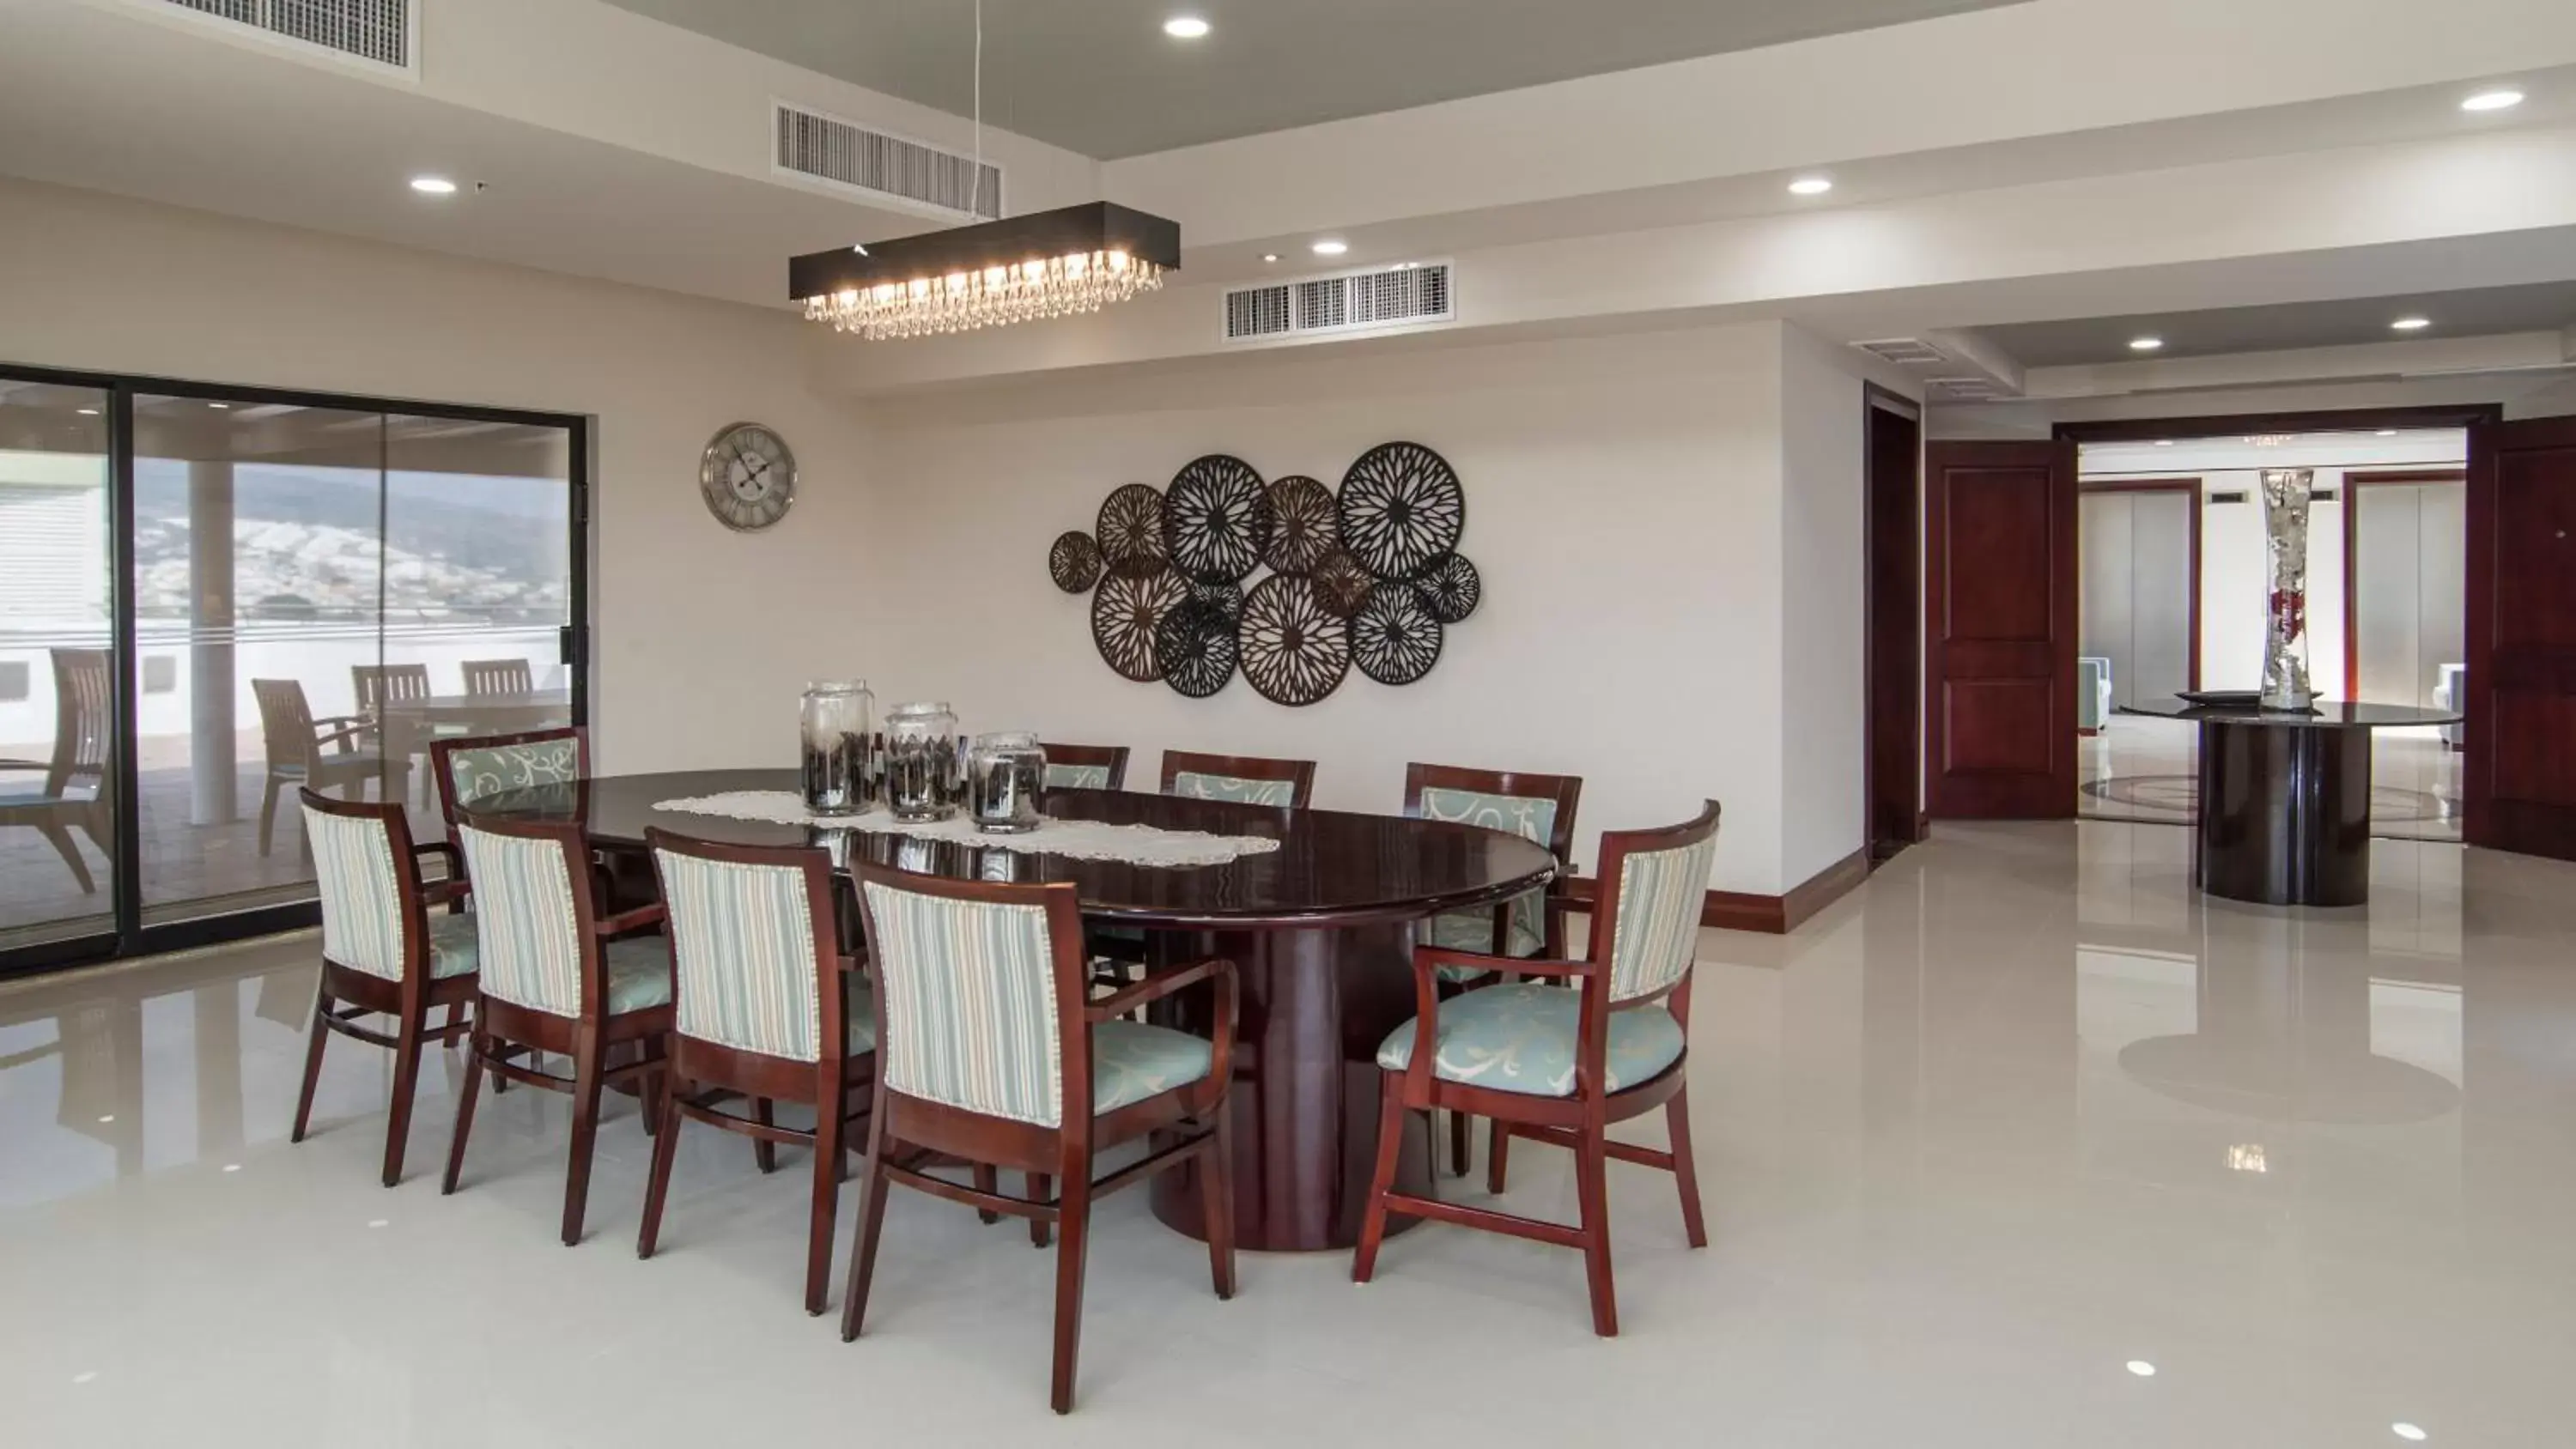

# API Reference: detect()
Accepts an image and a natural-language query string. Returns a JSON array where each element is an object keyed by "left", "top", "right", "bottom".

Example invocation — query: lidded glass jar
[
  {"left": 967, "top": 732, "right": 1048, "bottom": 834},
  {"left": 798, "top": 680, "right": 874, "bottom": 816},
  {"left": 884, "top": 701, "right": 961, "bottom": 822}
]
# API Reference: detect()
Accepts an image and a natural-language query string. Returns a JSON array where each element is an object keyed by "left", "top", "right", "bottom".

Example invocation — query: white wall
[
  {"left": 0, "top": 175, "right": 884, "bottom": 774},
  {"left": 1777, "top": 326, "right": 1869, "bottom": 885},
  {"left": 862, "top": 324, "right": 1809, "bottom": 894}
]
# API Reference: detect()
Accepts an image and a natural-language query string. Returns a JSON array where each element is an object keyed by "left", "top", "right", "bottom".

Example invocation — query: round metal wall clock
[{"left": 699, "top": 421, "right": 797, "bottom": 532}]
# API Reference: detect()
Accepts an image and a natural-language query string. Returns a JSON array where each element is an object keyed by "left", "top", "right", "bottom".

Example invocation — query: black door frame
[{"left": 0, "top": 361, "right": 592, "bottom": 981}]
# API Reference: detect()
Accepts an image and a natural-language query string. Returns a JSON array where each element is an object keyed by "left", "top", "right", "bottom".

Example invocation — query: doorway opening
[{"left": 1863, "top": 387, "right": 1922, "bottom": 864}]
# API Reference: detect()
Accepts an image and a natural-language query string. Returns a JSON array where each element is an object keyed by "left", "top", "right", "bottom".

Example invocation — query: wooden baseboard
[{"left": 1560, "top": 846, "right": 1872, "bottom": 936}]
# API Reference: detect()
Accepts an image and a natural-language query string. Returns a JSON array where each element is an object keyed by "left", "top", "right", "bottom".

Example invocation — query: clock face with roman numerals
[{"left": 699, "top": 421, "right": 797, "bottom": 532}]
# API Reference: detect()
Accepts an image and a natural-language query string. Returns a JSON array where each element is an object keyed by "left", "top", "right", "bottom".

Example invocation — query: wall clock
[{"left": 699, "top": 421, "right": 797, "bottom": 531}]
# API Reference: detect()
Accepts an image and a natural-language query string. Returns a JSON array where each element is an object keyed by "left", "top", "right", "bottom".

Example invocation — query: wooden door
[
  {"left": 1865, "top": 399, "right": 1923, "bottom": 857},
  {"left": 2464, "top": 416, "right": 2576, "bottom": 858},
  {"left": 1923, "top": 440, "right": 2078, "bottom": 818}
]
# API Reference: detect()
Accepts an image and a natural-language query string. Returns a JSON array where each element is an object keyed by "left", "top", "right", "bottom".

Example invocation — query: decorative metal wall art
[{"left": 1048, "top": 442, "right": 1479, "bottom": 706}]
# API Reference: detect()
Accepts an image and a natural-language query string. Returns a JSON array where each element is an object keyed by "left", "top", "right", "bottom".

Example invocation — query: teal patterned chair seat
[
  {"left": 424, "top": 912, "right": 482, "bottom": 979},
  {"left": 600, "top": 936, "right": 677, "bottom": 1015},
  {"left": 1376, "top": 982, "right": 1683, "bottom": 1097},
  {"left": 1093, "top": 1019, "right": 1213, "bottom": 1111}
]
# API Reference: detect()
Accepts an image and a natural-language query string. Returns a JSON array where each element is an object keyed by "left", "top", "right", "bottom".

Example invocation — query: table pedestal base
[
  {"left": 2195, "top": 718, "right": 2372, "bottom": 906},
  {"left": 1149, "top": 922, "right": 1434, "bottom": 1252}
]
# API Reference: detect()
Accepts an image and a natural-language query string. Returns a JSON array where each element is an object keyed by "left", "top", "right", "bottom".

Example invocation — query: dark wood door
[
  {"left": 2464, "top": 416, "right": 2576, "bottom": 858},
  {"left": 1923, "top": 440, "right": 2078, "bottom": 818},
  {"left": 1866, "top": 399, "right": 1923, "bottom": 857}
]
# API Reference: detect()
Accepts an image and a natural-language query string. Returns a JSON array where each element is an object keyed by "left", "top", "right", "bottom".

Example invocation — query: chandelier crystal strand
[{"left": 803, "top": 250, "right": 1163, "bottom": 341}]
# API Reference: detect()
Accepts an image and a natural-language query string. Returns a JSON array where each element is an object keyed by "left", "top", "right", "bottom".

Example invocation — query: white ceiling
[
  {"left": 596, "top": 0, "right": 2027, "bottom": 159},
  {"left": 1983, "top": 282, "right": 2576, "bottom": 367}
]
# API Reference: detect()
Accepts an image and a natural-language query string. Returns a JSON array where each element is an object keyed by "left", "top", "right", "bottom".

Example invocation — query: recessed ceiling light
[
  {"left": 1163, "top": 15, "right": 1210, "bottom": 39},
  {"left": 2125, "top": 1361, "right": 2157, "bottom": 1378},
  {"left": 2391, "top": 1425, "right": 2427, "bottom": 1442},
  {"left": 1261, "top": 253, "right": 1279, "bottom": 264},
  {"left": 2461, "top": 89, "right": 2524, "bottom": 112},
  {"left": 2391, "top": 316, "right": 2432, "bottom": 331},
  {"left": 2129, "top": 336, "right": 2165, "bottom": 351},
  {"left": 76, "top": 407, "right": 100, "bottom": 416},
  {"left": 2378, "top": 428, "right": 2399, "bottom": 437},
  {"left": 1788, "top": 176, "right": 1834, "bottom": 196},
  {"left": 409, "top": 176, "right": 458, "bottom": 195},
  {"left": 1311, "top": 239, "right": 1348, "bottom": 257},
  {"left": 208, "top": 402, "right": 229, "bottom": 409},
  {"left": 2154, "top": 440, "right": 2175, "bottom": 447}
]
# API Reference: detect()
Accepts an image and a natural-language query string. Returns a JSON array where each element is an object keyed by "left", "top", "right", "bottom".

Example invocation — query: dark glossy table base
[
  {"left": 1148, "top": 923, "right": 1433, "bottom": 1252},
  {"left": 2195, "top": 719, "right": 2372, "bottom": 906}
]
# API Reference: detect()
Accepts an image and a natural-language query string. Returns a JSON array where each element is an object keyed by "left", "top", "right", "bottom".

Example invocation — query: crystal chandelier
[{"left": 792, "top": 202, "right": 1182, "bottom": 343}]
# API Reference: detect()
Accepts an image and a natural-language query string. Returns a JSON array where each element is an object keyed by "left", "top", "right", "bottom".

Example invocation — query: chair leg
[
  {"left": 637, "top": 1070, "right": 683, "bottom": 1260},
  {"left": 382, "top": 1013, "right": 426, "bottom": 1188},
  {"left": 34, "top": 821, "right": 95, "bottom": 893},
  {"left": 752, "top": 1098, "right": 777, "bottom": 1173},
  {"left": 1028, "top": 1174, "right": 1052, "bottom": 1248},
  {"left": 1667, "top": 1088, "right": 1710, "bottom": 1250},
  {"left": 1486, "top": 1118, "right": 1512, "bottom": 1195},
  {"left": 1048, "top": 1147, "right": 1094, "bottom": 1416},
  {"left": 441, "top": 1028, "right": 486, "bottom": 1195},
  {"left": 1449, "top": 1106, "right": 1472, "bottom": 1179},
  {"left": 640, "top": 1069, "right": 662, "bottom": 1138},
  {"left": 1575, "top": 1127, "right": 1619, "bottom": 1338},
  {"left": 805, "top": 1090, "right": 845, "bottom": 1316},
  {"left": 290, "top": 987, "right": 333, "bottom": 1143},
  {"left": 1351, "top": 1074, "right": 1408, "bottom": 1284},
  {"left": 1202, "top": 1111, "right": 1237, "bottom": 1300},
  {"left": 257, "top": 776, "right": 283, "bottom": 858},
  {"left": 974, "top": 1162, "right": 1000, "bottom": 1225},
  {"left": 838, "top": 1113, "right": 896, "bottom": 1343},
  {"left": 561, "top": 1035, "right": 605, "bottom": 1246}
]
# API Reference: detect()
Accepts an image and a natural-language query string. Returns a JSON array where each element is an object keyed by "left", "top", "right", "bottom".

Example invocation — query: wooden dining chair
[
  {"left": 1354, "top": 799, "right": 1720, "bottom": 1337},
  {"left": 0, "top": 648, "right": 112, "bottom": 893},
  {"left": 354, "top": 663, "right": 445, "bottom": 807},
  {"left": 441, "top": 814, "right": 672, "bottom": 1246},
  {"left": 1158, "top": 749, "right": 1315, "bottom": 808},
  {"left": 1402, "top": 762, "right": 1585, "bottom": 1175},
  {"left": 428, "top": 727, "right": 587, "bottom": 843},
  {"left": 637, "top": 828, "right": 877, "bottom": 1315},
  {"left": 1036, "top": 743, "right": 1129, "bottom": 792},
  {"left": 462, "top": 658, "right": 535, "bottom": 696},
  {"left": 252, "top": 678, "right": 404, "bottom": 858},
  {"left": 840, "top": 864, "right": 1240, "bottom": 1415},
  {"left": 289, "top": 788, "right": 477, "bottom": 1187}
]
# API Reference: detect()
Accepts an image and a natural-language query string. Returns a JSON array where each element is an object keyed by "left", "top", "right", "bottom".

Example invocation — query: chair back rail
[
  {"left": 462, "top": 658, "right": 535, "bottom": 696},
  {"left": 47, "top": 647, "right": 113, "bottom": 795}
]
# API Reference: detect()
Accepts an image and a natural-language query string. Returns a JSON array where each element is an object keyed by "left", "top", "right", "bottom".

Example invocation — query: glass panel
[
  {"left": 132, "top": 395, "right": 389, "bottom": 926},
  {"left": 0, "top": 380, "right": 116, "bottom": 950},
  {"left": 381, "top": 415, "right": 576, "bottom": 843}
]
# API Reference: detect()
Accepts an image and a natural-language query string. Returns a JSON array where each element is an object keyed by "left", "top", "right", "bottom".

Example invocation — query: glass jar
[
  {"left": 884, "top": 701, "right": 961, "bottom": 822},
  {"left": 967, "top": 732, "right": 1047, "bottom": 834},
  {"left": 798, "top": 680, "right": 875, "bottom": 816}
]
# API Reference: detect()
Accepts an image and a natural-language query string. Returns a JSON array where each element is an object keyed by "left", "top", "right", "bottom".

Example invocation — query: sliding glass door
[{"left": 0, "top": 367, "right": 585, "bottom": 973}]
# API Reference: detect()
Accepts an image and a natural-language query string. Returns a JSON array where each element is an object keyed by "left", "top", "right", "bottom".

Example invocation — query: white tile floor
[
  {"left": 3, "top": 822, "right": 2572, "bottom": 1446},
  {"left": 2080, "top": 715, "right": 2464, "bottom": 841}
]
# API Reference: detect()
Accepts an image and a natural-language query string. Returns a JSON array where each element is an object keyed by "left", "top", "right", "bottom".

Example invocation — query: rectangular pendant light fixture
[{"left": 791, "top": 202, "right": 1182, "bottom": 342}]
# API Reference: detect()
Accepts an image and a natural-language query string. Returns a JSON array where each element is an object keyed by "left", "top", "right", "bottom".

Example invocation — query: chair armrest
[
  {"left": 422, "top": 878, "right": 471, "bottom": 909},
  {"left": 413, "top": 840, "right": 462, "bottom": 877},
  {"left": 0, "top": 758, "right": 50, "bottom": 772},
  {"left": 836, "top": 953, "right": 866, "bottom": 976},
  {"left": 1390, "top": 948, "right": 1595, "bottom": 1103},
  {"left": 1084, "top": 956, "right": 1235, "bottom": 1022},
  {"left": 1412, "top": 946, "right": 1594, "bottom": 984},
  {"left": 594, "top": 902, "right": 665, "bottom": 937}
]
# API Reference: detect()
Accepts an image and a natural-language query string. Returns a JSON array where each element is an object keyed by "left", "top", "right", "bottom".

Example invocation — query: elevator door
[
  {"left": 2351, "top": 478, "right": 2465, "bottom": 707},
  {"left": 2080, "top": 487, "right": 2196, "bottom": 711}
]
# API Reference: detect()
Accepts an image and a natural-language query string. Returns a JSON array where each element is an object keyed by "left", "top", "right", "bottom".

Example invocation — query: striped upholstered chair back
[
  {"left": 302, "top": 791, "right": 428, "bottom": 983},
  {"left": 456, "top": 817, "right": 595, "bottom": 1017},
  {"left": 1159, "top": 749, "right": 1315, "bottom": 809},
  {"left": 431, "top": 727, "right": 586, "bottom": 840},
  {"left": 648, "top": 829, "right": 845, "bottom": 1064},
  {"left": 1588, "top": 801, "right": 1722, "bottom": 1004},
  {"left": 855, "top": 868, "right": 1089, "bottom": 1129}
]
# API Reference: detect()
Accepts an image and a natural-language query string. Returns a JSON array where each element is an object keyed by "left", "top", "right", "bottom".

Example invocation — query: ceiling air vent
[
  {"left": 163, "top": 0, "right": 411, "bottom": 70},
  {"left": 1926, "top": 376, "right": 2013, "bottom": 402},
  {"left": 1224, "top": 262, "right": 1452, "bottom": 344},
  {"left": 1853, "top": 337, "right": 1948, "bottom": 367},
  {"left": 774, "top": 101, "right": 1002, "bottom": 221}
]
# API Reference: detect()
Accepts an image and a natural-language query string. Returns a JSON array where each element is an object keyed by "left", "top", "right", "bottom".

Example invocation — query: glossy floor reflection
[{"left": 3, "top": 821, "right": 2570, "bottom": 1446}]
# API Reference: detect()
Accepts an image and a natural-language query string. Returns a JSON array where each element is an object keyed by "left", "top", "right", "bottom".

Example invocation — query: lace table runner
[{"left": 651, "top": 790, "right": 1279, "bottom": 868}]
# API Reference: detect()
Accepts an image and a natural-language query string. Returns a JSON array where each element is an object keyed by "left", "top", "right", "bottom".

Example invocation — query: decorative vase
[
  {"left": 966, "top": 733, "right": 1048, "bottom": 834},
  {"left": 798, "top": 680, "right": 874, "bottom": 816},
  {"left": 2259, "top": 469, "right": 2317, "bottom": 712},
  {"left": 884, "top": 702, "right": 961, "bottom": 822}
]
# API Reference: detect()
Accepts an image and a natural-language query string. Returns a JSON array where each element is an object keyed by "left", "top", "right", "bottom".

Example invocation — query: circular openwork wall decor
[
  {"left": 1412, "top": 552, "right": 1481, "bottom": 623},
  {"left": 1048, "top": 530, "right": 1103, "bottom": 594},
  {"left": 1091, "top": 567, "right": 1188, "bottom": 682},
  {"left": 1155, "top": 599, "right": 1240, "bottom": 699},
  {"left": 1339, "top": 441, "right": 1464, "bottom": 580},
  {"left": 1263, "top": 476, "right": 1339, "bottom": 575},
  {"left": 1164, "top": 455, "right": 1275, "bottom": 583},
  {"left": 1352, "top": 580, "right": 1443, "bottom": 686},
  {"left": 1237, "top": 574, "right": 1352, "bottom": 707},
  {"left": 1096, "top": 484, "right": 1171, "bottom": 579},
  {"left": 1309, "top": 548, "right": 1375, "bottom": 619},
  {"left": 1189, "top": 578, "right": 1246, "bottom": 621}
]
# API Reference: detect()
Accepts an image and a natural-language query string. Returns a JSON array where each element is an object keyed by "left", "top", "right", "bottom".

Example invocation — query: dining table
[
  {"left": 379, "top": 688, "right": 573, "bottom": 738},
  {"left": 463, "top": 767, "right": 1560, "bottom": 1252}
]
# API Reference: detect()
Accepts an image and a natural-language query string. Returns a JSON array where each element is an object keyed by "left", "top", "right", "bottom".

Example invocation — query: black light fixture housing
[{"left": 789, "top": 202, "right": 1182, "bottom": 301}]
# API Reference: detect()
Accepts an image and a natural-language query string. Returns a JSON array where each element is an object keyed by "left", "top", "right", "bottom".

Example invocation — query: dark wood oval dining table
[{"left": 464, "top": 767, "right": 1559, "bottom": 1252}]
